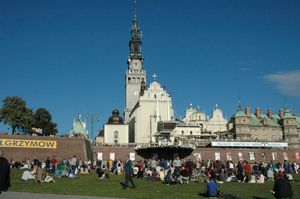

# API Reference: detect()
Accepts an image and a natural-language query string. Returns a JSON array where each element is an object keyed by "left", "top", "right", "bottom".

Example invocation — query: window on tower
[{"left": 114, "top": 131, "right": 119, "bottom": 139}]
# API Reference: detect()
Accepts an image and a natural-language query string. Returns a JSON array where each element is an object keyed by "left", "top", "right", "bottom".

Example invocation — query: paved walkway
[{"left": 0, "top": 192, "right": 124, "bottom": 199}]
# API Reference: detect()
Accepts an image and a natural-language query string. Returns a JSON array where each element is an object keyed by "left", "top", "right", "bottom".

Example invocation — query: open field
[{"left": 9, "top": 169, "right": 300, "bottom": 199}]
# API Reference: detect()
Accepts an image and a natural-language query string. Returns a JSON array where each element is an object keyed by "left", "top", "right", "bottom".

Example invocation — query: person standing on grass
[
  {"left": 51, "top": 156, "right": 57, "bottom": 173},
  {"left": 271, "top": 170, "right": 293, "bottom": 199},
  {"left": 121, "top": 155, "right": 136, "bottom": 189},
  {"left": 70, "top": 155, "right": 77, "bottom": 175},
  {"left": 0, "top": 152, "right": 10, "bottom": 194}
]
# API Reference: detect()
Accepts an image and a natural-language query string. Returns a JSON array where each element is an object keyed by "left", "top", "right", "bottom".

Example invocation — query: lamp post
[
  {"left": 86, "top": 113, "right": 100, "bottom": 144},
  {"left": 149, "top": 115, "right": 157, "bottom": 144}
]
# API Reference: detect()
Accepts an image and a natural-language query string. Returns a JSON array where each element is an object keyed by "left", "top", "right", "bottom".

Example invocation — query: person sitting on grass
[
  {"left": 176, "top": 167, "right": 190, "bottom": 184},
  {"left": 151, "top": 168, "right": 160, "bottom": 182},
  {"left": 204, "top": 176, "right": 218, "bottom": 198},
  {"left": 164, "top": 170, "right": 176, "bottom": 185},
  {"left": 35, "top": 164, "right": 47, "bottom": 183},
  {"left": 96, "top": 166, "right": 109, "bottom": 180}
]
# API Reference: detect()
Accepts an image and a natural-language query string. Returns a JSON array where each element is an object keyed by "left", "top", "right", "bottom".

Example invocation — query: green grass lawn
[{"left": 9, "top": 169, "right": 300, "bottom": 199}]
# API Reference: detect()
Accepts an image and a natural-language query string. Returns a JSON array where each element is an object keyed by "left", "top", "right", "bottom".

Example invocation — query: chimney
[
  {"left": 255, "top": 107, "right": 261, "bottom": 118},
  {"left": 245, "top": 107, "right": 251, "bottom": 116},
  {"left": 267, "top": 108, "right": 272, "bottom": 118},
  {"left": 279, "top": 109, "right": 284, "bottom": 118}
]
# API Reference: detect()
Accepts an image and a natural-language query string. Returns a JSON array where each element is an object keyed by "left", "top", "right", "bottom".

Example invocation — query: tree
[
  {"left": 33, "top": 108, "right": 58, "bottom": 136},
  {"left": 0, "top": 96, "right": 34, "bottom": 134},
  {"left": 21, "top": 108, "right": 35, "bottom": 134}
]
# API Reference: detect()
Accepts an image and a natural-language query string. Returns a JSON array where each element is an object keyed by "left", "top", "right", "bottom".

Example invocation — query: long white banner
[{"left": 211, "top": 141, "right": 288, "bottom": 148}]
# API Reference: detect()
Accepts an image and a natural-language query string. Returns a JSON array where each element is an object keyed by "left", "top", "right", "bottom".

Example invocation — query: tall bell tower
[{"left": 125, "top": 0, "right": 146, "bottom": 123}]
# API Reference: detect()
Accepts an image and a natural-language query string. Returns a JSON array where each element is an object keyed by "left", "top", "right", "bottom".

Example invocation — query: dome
[{"left": 107, "top": 109, "right": 124, "bottom": 124}]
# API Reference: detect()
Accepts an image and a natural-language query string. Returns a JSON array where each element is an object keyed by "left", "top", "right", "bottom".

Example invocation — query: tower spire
[
  {"left": 125, "top": 0, "right": 146, "bottom": 123},
  {"left": 129, "top": 0, "right": 143, "bottom": 61},
  {"left": 133, "top": 0, "right": 137, "bottom": 20}
]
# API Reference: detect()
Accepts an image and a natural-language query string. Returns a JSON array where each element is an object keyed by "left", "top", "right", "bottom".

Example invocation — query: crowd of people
[{"left": 1, "top": 153, "right": 298, "bottom": 198}]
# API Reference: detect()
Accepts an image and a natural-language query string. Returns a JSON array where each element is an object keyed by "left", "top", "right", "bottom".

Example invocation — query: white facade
[
  {"left": 104, "top": 124, "right": 129, "bottom": 144},
  {"left": 182, "top": 105, "right": 206, "bottom": 128},
  {"left": 206, "top": 106, "right": 228, "bottom": 133},
  {"left": 182, "top": 105, "right": 228, "bottom": 134},
  {"left": 128, "top": 80, "right": 174, "bottom": 144}
]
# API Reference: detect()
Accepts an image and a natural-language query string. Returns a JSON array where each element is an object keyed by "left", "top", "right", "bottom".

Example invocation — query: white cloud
[{"left": 263, "top": 70, "right": 300, "bottom": 97}]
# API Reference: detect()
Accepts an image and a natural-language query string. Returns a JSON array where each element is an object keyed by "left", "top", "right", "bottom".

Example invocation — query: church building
[
  {"left": 68, "top": 114, "right": 89, "bottom": 139},
  {"left": 124, "top": 6, "right": 174, "bottom": 144}
]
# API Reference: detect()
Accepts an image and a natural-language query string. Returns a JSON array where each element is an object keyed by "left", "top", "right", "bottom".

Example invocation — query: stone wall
[
  {"left": 0, "top": 135, "right": 91, "bottom": 162},
  {"left": 2, "top": 134, "right": 300, "bottom": 163},
  {"left": 92, "top": 145, "right": 300, "bottom": 163}
]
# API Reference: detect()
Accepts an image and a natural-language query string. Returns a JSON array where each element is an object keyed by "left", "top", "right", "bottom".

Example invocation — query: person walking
[
  {"left": 271, "top": 170, "right": 293, "bottom": 199},
  {"left": 121, "top": 155, "right": 135, "bottom": 189}
]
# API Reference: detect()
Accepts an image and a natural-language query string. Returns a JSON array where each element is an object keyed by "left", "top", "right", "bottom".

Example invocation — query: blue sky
[{"left": 1, "top": 0, "right": 300, "bottom": 138}]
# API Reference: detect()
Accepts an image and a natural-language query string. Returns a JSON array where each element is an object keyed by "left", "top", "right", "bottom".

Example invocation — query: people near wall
[
  {"left": 136, "top": 160, "right": 144, "bottom": 178},
  {"left": 150, "top": 158, "right": 157, "bottom": 170},
  {"left": 70, "top": 155, "right": 77, "bottom": 175},
  {"left": 0, "top": 153, "right": 11, "bottom": 194},
  {"left": 45, "top": 157, "right": 51, "bottom": 172},
  {"left": 243, "top": 161, "right": 252, "bottom": 182},
  {"left": 173, "top": 156, "right": 182, "bottom": 176},
  {"left": 51, "top": 156, "right": 57, "bottom": 173},
  {"left": 116, "top": 160, "right": 122, "bottom": 175}
]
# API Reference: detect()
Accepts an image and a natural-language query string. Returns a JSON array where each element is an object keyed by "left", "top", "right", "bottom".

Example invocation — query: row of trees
[{"left": 0, "top": 96, "right": 57, "bottom": 136}]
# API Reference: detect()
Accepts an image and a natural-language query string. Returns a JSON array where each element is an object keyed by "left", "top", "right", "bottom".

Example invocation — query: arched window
[
  {"left": 128, "top": 77, "right": 131, "bottom": 83},
  {"left": 114, "top": 131, "right": 119, "bottom": 139},
  {"left": 114, "top": 131, "right": 119, "bottom": 144}
]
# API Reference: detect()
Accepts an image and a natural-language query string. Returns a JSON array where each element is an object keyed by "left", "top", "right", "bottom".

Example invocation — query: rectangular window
[
  {"left": 238, "top": 152, "right": 243, "bottom": 161},
  {"left": 110, "top": 153, "right": 115, "bottom": 161},
  {"left": 215, "top": 152, "right": 220, "bottom": 160},
  {"left": 249, "top": 152, "right": 255, "bottom": 161},
  {"left": 130, "top": 153, "right": 135, "bottom": 161},
  {"left": 261, "top": 152, "right": 266, "bottom": 161},
  {"left": 283, "top": 152, "right": 288, "bottom": 160},
  {"left": 272, "top": 152, "right": 277, "bottom": 161},
  {"left": 296, "top": 152, "right": 300, "bottom": 160},
  {"left": 226, "top": 153, "right": 232, "bottom": 161},
  {"left": 97, "top": 152, "right": 103, "bottom": 161},
  {"left": 194, "top": 153, "right": 201, "bottom": 160}
]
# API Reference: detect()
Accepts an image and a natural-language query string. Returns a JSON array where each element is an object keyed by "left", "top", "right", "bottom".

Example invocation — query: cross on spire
[
  {"left": 133, "top": 0, "right": 137, "bottom": 20},
  {"left": 152, "top": 73, "right": 157, "bottom": 81}
]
